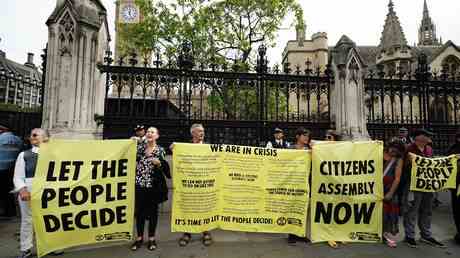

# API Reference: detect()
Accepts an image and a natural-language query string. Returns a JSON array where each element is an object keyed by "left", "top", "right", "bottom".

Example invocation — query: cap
[
  {"left": 274, "top": 128, "right": 283, "bottom": 134},
  {"left": 413, "top": 128, "right": 434, "bottom": 137},
  {"left": 134, "top": 125, "right": 145, "bottom": 131},
  {"left": 399, "top": 127, "right": 408, "bottom": 133}
]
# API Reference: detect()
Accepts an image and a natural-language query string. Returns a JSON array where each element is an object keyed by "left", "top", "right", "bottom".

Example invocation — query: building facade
[
  {"left": 282, "top": 0, "right": 460, "bottom": 77},
  {"left": 0, "top": 50, "right": 42, "bottom": 108}
]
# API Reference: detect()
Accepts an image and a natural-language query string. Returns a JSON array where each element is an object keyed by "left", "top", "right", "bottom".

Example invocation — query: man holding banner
[
  {"left": 12, "top": 128, "right": 60, "bottom": 258},
  {"left": 402, "top": 129, "right": 446, "bottom": 248},
  {"left": 175, "top": 124, "right": 214, "bottom": 247}
]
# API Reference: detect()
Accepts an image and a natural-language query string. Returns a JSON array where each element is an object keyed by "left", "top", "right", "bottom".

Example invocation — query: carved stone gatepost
[
  {"left": 42, "top": 0, "right": 110, "bottom": 139},
  {"left": 330, "top": 35, "right": 369, "bottom": 140}
]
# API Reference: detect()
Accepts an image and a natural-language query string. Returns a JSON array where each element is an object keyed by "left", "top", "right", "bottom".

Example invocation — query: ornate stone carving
[{"left": 58, "top": 12, "right": 75, "bottom": 56}]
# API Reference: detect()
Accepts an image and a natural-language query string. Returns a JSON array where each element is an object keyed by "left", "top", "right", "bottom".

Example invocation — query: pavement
[{"left": 0, "top": 191, "right": 459, "bottom": 258}]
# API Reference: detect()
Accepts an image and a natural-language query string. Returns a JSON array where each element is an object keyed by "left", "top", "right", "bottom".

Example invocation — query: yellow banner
[
  {"left": 410, "top": 154, "right": 458, "bottom": 193},
  {"left": 310, "top": 141, "right": 383, "bottom": 243},
  {"left": 31, "top": 140, "right": 136, "bottom": 257},
  {"left": 172, "top": 143, "right": 310, "bottom": 236}
]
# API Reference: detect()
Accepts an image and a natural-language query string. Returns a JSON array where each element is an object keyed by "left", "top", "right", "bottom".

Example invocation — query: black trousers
[
  {"left": 0, "top": 169, "right": 16, "bottom": 217},
  {"left": 135, "top": 188, "right": 159, "bottom": 238},
  {"left": 452, "top": 189, "right": 460, "bottom": 235}
]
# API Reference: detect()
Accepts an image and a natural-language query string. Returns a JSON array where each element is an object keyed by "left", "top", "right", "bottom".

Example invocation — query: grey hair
[{"left": 190, "top": 123, "right": 204, "bottom": 134}]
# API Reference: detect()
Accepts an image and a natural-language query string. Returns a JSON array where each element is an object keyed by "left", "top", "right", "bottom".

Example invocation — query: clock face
[{"left": 121, "top": 5, "right": 138, "bottom": 22}]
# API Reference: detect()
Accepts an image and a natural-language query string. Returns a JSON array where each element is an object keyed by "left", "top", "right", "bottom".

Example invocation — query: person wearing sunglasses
[
  {"left": 323, "top": 129, "right": 347, "bottom": 248},
  {"left": 266, "top": 128, "right": 290, "bottom": 149},
  {"left": 12, "top": 128, "right": 56, "bottom": 258},
  {"left": 133, "top": 125, "right": 146, "bottom": 141},
  {"left": 287, "top": 127, "right": 312, "bottom": 245}
]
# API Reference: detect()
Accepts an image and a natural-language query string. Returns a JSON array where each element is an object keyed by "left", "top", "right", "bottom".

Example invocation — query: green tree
[
  {"left": 118, "top": 0, "right": 304, "bottom": 118},
  {"left": 119, "top": 0, "right": 304, "bottom": 66}
]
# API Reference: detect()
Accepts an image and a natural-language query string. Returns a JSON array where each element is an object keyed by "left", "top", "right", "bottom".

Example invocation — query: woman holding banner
[
  {"left": 131, "top": 127, "right": 171, "bottom": 251},
  {"left": 287, "top": 127, "right": 312, "bottom": 245},
  {"left": 447, "top": 133, "right": 460, "bottom": 245},
  {"left": 382, "top": 142, "right": 404, "bottom": 248},
  {"left": 323, "top": 130, "right": 347, "bottom": 249}
]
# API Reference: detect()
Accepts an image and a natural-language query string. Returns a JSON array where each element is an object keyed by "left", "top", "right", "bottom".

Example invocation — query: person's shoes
[
  {"left": 420, "top": 237, "right": 446, "bottom": 248},
  {"left": 405, "top": 237, "right": 417, "bottom": 248},
  {"left": 287, "top": 234, "right": 297, "bottom": 245},
  {"left": 130, "top": 239, "right": 143, "bottom": 251},
  {"left": 16, "top": 250, "right": 32, "bottom": 258},
  {"left": 147, "top": 240, "right": 157, "bottom": 251}
]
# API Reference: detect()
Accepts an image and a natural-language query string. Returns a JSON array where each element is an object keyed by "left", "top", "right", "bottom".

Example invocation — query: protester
[
  {"left": 446, "top": 132, "right": 460, "bottom": 245},
  {"left": 266, "top": 128, "right": 290, "bottom": 148},
  {"left": 133, "top": 125, "right": 146, "bottom": 141},
  {"left": 287, "top": 127, "right": 311, "bottom": 245},
  {"left": 174, "top": 124, "right": 213, "bottom": 246},
  {"left": 382, "top": 142, "right": 404, "bottom": 247},
  {"left": 398, "top": 127, "right": 412, "bottom": 145},
  {"left": 323, "top": 129, "right": 347, "bottom": 248},
  {"left": 324, "top": 129, "right": 340, "bottom": 141},
  {"left": 12, "top": 128, "right": 62, "bottom": 258},
  {"left": 0, "top": 124, "right": 23, "bottom": 217},
  {"left": 131, "top": 127, "right": 170, "bottom": 251},
  {"left": 424, "top": 138, "right": 442, "bottom": 208},
  {"left": 402, "top": 128, "right": 445, "bottom": 248}
]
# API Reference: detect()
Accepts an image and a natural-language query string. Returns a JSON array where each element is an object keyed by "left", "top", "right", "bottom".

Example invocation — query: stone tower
[
  {"left": 418, "top": 0, "right": 439, "bottom": 46},
  {"left": 42, "top": 0, "right": 110, "bottom": 139},
  {"left": 376, "top": 0, "right": 412, "bottom": 76},
  {"left": 114, "top": 0, "right": 141, "bottom": 61}
]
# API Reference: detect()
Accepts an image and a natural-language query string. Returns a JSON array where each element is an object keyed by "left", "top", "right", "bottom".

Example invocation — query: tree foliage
[
  {"left": 118, "top": 0, "right": 304, "bottom": 67},
  {"left": 117, "top": 0, "right": 303, "bottom": 119}
]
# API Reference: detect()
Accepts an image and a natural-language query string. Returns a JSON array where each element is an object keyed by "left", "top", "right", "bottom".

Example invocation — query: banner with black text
[
  {"left": 172, "top": 143, "right": 310, "bottom": 236},
  {"left": 31, "top": 140, "right": 136, "bottom": 257},
  {"left": 311, "top": 141, "right": 383, "bottom": 243},
  {"left": 410, "top": 154, "right": 458, "bottom": 193}
]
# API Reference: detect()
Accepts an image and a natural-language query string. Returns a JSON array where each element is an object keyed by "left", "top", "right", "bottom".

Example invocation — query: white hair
[
  {"left": 190, "top": 123, "right": 204, "bottom": 134},
  {"left": 32, "top": 128, "right": 50, "bottom": 142}
]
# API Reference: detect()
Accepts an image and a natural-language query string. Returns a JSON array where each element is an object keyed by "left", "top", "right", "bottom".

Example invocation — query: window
[{"left": 442, "top": 55, "right": 460, "bottom": 77}]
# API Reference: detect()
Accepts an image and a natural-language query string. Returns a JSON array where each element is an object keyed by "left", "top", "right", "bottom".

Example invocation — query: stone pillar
[
  {"left": 331, "top": 35, "right": 369, "bottom": 140},
  {"left": 42, "top": 0, "right": 110, "bottom": 139}
]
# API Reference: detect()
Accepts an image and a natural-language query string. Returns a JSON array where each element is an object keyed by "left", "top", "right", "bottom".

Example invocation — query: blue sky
[{"left": 1, "top": 0, "right": 459, "bottom": 67}]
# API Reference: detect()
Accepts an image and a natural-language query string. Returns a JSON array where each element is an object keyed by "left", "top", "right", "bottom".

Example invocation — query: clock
[{"left": 121, "top": 4, "right": 139, "bottom": 23}]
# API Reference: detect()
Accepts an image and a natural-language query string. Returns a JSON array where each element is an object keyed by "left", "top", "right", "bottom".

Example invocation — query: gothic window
[
  {"left": 442, "top": 55, "right": 460, "bottom": 77},
  {"left": 58, "top": 12, "right": 75, "bottom": 56}
]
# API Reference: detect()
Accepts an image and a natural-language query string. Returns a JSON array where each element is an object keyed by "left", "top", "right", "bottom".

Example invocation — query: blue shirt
[{"left": 0, "top": 132, "right": 23, "bottom": 171}]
